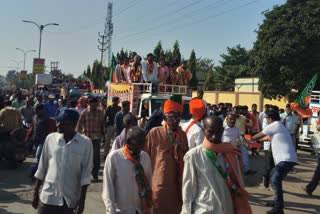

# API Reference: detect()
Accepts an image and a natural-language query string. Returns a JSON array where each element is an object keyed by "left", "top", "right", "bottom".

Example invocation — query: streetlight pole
[
  {"left": 16, "top": 48, "right": 36, "bottom": 70},
  {"left": 22, "top": 20, "right": 59, "bottom": 58}
]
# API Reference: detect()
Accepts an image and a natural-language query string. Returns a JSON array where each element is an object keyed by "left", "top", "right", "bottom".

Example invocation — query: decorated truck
[{"left": 107, "top": 82, "right": 192, "bottom": 122}]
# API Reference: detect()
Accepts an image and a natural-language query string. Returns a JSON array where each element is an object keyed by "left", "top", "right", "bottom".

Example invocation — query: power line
[
  {"left": 118, "top": 0, "right": 258, "bottom": 44},
  {"left": 117, "top": 0, "right": 228, "bottom": 41},
  {"left": 113, "top": 0, "right": 142, "bottom": 18}
]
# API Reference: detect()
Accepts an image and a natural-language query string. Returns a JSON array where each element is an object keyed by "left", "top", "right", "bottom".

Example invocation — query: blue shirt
[
  {"left": 44, "top": 101, "right": 58, "bottom": 118},
  {"left": 280, "top": 113, "right": 298, "bottom": 134}
]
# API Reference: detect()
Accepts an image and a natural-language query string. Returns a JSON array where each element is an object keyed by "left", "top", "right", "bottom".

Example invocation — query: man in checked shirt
[{"left": 77, "top": 97, "right": 105, "bottom": 180}]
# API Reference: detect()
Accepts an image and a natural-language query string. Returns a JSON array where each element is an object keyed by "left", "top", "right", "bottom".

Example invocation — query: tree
[
  {"left": 205, "top": 45, "right": 252, "bottom": 91},
  {"left": 153, "top": 41, "right": 164, "bottom": 62},
  {"left": 172, "top": 40, "right": 181, "bottom": 65},
  {"left": 111, "top": 53, "right": 117, "bottom": 66},
  {"left": 251, "top": 0, "right": 320, "bottom": 99},
  {"left": 189, "top": 49, "right": 198, "bottom": 88},
  {"left": 164, "top": 50, "right": 173, "bottom": 65}
]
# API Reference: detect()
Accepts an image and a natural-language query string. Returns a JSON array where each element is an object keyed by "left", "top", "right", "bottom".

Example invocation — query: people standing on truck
[
  {"left": 130, "top": 55, "right": 143, "bottom": 83},
  {"left": 280, "top": 104, "right": 299, "bottom": 151},
  {"left": 157, "top": 57, "right": 169, "bottom": 85},
  {"left": 141, "top": 53, "right": 158, "bottom": 83},
  {"left": 102, "top": 127, "right": 152, "bottom": 214},
  {"left": 182, "top": 97, "right": 206, "bottom": 149},
  {"left": 115, "top": 101, "right": 131, "bottom": 136},
  {"left": 44, "top": 94, "right": 58, "bottom": 119},
  {"left": 181, "top": 115, "right": 252, "bottom": 214},
  {"left": 253, "top": 109, "right": 297, "bottom": 214},
  {"left": 177, "top": 60, "right": 192, "bottom": 86},
  {"left": 144, "top": 95, "right": 188, "bottom": 214},
  {"left": 76, "top": 97, "right": 105, "bottom": 181},
  {"left": 121, "top": 57, "right": 132, "bottom": 83},
  {"left": 115, "top": 57, "right": 124, "bottom": 83},
  {"left": 111, "top": 113, "right": 138, "bottom": 152},
  {"left": 168, "top": 62, "right": 179, "bottom": 85},
  {"left": 129, "top": 51, "right": 137, "bottom": 64},
  {"left": 104, "top": 96, "right": 121, "bottom": 158}
]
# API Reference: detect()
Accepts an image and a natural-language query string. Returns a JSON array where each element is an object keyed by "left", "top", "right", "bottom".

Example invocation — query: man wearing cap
[
  {"left": 77, "top": 97, "right": 105, "bottom": 180},
  {"left": 44, "top": 94, "right": 58, "bottom": 118},
  {"left": 182, "top": 97, "right": 206, "bottom": 149},
  {"left": 104, "top": 96, "right": 121, "bottom": 158},
  {"left": 32, "top": 110, "right": 93, "bottom": 214},
  {"left": 115, "top": 100, "right": 131, "bottom": 136},
  {"left": 144, "top": 95, "right": 188, "bottom": 214}
]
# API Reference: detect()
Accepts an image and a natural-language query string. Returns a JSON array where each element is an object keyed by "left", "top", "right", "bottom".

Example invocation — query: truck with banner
[{"left": 107, "top": 82, "right": 192, "bottom": 121}]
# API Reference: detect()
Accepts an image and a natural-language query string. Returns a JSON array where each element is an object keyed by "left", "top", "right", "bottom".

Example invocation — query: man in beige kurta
[{"left": 144, "top": 95, "right": 188, "bottom": 214}]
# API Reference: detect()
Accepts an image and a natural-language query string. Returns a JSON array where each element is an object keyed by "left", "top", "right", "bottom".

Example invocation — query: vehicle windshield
[{"left": 151, "top": 99, "right": 191, "bottom": 121}]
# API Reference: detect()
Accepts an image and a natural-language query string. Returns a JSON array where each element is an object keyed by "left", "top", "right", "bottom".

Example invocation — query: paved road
[{"left": 0, "top": 150, "right": 319, "bottom": 214}]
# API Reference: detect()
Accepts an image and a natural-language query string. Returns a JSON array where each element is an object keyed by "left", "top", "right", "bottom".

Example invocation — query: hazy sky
[{"left": 0, "top": 0, "right": 286, "bottom": 77}]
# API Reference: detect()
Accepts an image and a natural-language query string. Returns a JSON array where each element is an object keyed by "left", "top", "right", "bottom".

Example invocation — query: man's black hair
[
  {"left": 126, "top": 126, "right": 146, "bottom": 145},
  {"left": 123, "top": 113, "right": 137, "bottom": 128},
  {"left": 266, "top": 109, "right": 280, "bottom": 121}
]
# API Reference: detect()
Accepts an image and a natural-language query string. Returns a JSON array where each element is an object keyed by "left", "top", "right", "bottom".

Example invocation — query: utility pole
[
  {"left": 105, "top": 2, "right": 113, "bottom": 67},
  {"left": 98, "top": 33, "right": 107, "bottom": 90},
  {"left": 98, "top": 32, "right": 107, "bottom": 65}
]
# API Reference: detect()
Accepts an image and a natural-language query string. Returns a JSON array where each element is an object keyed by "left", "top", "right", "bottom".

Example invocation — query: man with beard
[{"left": 144, "top": 95, "right": 188, "bottom": 214}]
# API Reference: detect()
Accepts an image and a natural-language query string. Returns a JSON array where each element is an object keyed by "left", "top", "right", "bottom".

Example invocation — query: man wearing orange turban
[
  {"left": 182, "top": 97, "right": 206, "bottom": 149},
  {"left": 144, "top": 95, "right": 188, "bottom": 214}
]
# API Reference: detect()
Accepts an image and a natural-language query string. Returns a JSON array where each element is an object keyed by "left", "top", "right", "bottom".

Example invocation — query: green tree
[
  {"left": 172, "top": 40, "right": 181, "bottom": 65},
  {"left": 111, "top": 53, "right": 117, "bottom": 66},
  {"left": 252, "top": 0, "right": 320, "bottom": 99},
  {"left": 164, "top": 50, "right": 173, "bottom": 65},
  {"left": 153, "top": 41, "right": 164, "bottom": 62},
  {"left": 188, "top": 49, "right": 198, "bottom": 88},
  {"left": 208, "top": 45, "right": 252, "bottom": 91}
]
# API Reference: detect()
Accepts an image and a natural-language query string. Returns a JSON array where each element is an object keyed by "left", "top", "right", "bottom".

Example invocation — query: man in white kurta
[
  {"left": 102, "top": 127, "right": 152, "bottom": 214},
  {"left": 181, "top": 146, "right": 234, "bottom": 214}
]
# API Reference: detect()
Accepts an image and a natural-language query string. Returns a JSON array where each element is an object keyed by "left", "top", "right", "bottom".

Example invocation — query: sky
[{"left": 0, "top": 0, "right": 286, "bottom": 77}]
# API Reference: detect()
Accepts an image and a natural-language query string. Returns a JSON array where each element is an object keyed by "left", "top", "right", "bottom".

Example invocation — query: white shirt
[
  {"left": 262, "top": 121, "right": 298, "bottom": 165},
  {"left": 141, "top": 61, "right": 158, "bottom": 82},
  {"left": 35, "top": 132, "right": 93, "bottom": 208},
  {"left": 102, "top": 149, "right": 152, "bottom": 214},
  {"left": 182, "top": 119, "right": 204, "bottom": 149},
  {"left": 181, "top": 145, "right": 237, "bottom": 214},
  {"left": 222, "top": 125, "right": 241, "bottom": 146},
  {"left": 259, "top": 111, "right": 267, "bottom": 128}
]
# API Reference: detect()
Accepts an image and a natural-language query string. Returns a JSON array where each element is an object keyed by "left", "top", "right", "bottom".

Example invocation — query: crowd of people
[
  {"left": 114, "top": 52, "right": 193, "bottom": 86},
  {"left": 0, "top": 88, "right": 319, "bottom": 214}
]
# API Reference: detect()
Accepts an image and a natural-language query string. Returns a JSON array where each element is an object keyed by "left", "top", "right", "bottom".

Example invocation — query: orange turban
[
  {"left": 77, "top": 96, "right": 88, "bottom": 108},
  {"left": 185, "top": 98, "right": 206, "bottom": 134},
  {"left": 163, "top": 95, "right": 184, "bottom": 114}
]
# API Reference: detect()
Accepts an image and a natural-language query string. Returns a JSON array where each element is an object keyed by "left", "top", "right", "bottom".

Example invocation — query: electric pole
[{"left": 105, "top": 2, "right": 113, "bottom": 67}]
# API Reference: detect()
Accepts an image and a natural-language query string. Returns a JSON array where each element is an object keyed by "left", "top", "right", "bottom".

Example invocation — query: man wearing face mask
[
  {"left": 181, "top": 115, "right": 252, "bottom": 214},
  {"left": 102, "top": 127, "right": 152, "bottom": 214},
  {"left": 144, "top": 95, "right": 188, "bottom": 214}
]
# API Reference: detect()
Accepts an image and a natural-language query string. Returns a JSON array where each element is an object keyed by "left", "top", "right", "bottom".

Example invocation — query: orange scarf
[
  {"left": 123, "top": 145, "right": 152, "bottom": 214},
  {"left": 203, "top": 138, "right": 252, "bottom": 214}
]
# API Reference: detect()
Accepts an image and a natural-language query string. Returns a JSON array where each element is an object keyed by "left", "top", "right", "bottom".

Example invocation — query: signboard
[
  {"left": 35, "top": 74, "right": 53, "bottom": 85},
  {"left": 107, "top": 83, "right": 134, "bottom": 110},
  {"left": 20, "top": 70, "right": 27, "bottom": 80},
  {"left": 33, "top": 58, "right": 45, "bottom": 74}
]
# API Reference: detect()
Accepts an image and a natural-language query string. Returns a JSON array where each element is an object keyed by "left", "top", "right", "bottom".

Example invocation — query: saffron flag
[{"left": 291, "top": 73, "right": 318, "bottom": 118}]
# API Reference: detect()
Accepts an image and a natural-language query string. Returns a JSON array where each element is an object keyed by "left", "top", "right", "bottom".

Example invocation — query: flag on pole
[{"left": 291, "top": 73, "right": 318, "bottom": 117}]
